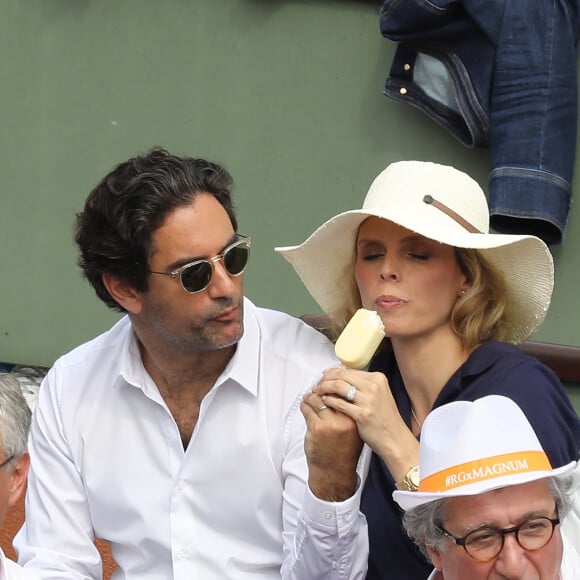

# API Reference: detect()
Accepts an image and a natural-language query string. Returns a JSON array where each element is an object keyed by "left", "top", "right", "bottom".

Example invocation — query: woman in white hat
[{"left": 277, "top": 161, "right": 580, "bottom": 579}]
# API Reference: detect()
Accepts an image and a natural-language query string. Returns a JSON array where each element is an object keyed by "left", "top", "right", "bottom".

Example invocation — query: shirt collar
[
  {"left": 210, "top": 297, "right": 260, "bottom": 396},
  {"left": 453, "top": 341, "right": 510, "bottom": 378},
  {"left": 115, "top": 298, "right": 260, "bottom": 397},
  {"left": 432, "top": 341, "right": 514, "bottom": 406},
  {"left": 115, "top": 318, "right": 146, "bottom": 391},
  {"left": 207, "top": 298, "right": 262, "bottom": 395}
]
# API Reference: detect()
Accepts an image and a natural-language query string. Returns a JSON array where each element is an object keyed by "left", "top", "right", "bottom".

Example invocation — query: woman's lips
[{"left": 376, "top": 295, "right": 407, "bottom": 309}]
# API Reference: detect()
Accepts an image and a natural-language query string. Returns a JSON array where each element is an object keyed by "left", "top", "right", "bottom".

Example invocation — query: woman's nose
[{"left": 379, "top": 255, "right": 399, "bottom": 281}]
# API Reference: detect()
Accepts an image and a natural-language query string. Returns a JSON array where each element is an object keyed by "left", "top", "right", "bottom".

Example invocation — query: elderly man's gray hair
[
  {"left": 0, "top": 373, "right": 31, "bottom": 461},
  {"left": 402, "top": 476, "right": 574, "bottom": 562}
]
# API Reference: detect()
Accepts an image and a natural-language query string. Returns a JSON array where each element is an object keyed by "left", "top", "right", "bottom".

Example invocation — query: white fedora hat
[
  {"left": 393, "top": 395, "right": 577, "bottom": 511},
  {"left": 276, "top": 161, "right": 553, "bottom": 343}
]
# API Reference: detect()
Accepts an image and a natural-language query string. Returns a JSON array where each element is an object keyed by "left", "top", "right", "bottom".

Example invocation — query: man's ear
[
  {"left": 8, "top": 452, "right": 30, "bottom": 508},
  {"left": 427, "top": 545, "right": 443, "bottom": 571},
  {"left": 102, "top": 273, "right": 143, "bottom": 314}
]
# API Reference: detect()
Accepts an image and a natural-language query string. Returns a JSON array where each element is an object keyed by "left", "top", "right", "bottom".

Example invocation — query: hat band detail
[
  {"left": 422, "top": 195, "right": 482, "bottom": 234},
  {"left": 419, "top": 451, "right": 552, "bottom": 493}
]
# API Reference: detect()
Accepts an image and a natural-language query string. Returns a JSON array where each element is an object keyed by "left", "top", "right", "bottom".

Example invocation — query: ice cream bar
[{"left": 334, "top": 308, "right": 385, "bottom": 369}]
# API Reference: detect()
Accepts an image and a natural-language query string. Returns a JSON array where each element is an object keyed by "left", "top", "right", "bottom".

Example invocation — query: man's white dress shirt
[
  {"left": 15, "top": 299, "right": 368, "bottom": 579},
  {"left": 561, "top": 534, "right": 580, "bottom": 578},
  {"left": 0, "top": 550, "right": 36, "bottom": 580}
]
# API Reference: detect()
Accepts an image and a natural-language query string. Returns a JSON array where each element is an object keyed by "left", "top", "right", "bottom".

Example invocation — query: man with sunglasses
[
  {"left": 394, "top": 395, "right": 580, "bottom": 579},
  {"left": 15, "top": 148, "right": 367, "bottom": 579}
]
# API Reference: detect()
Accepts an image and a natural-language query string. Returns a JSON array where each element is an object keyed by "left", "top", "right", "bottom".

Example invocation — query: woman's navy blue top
[{"left": 361, "top": 341, "right": 580, "bottom": 579}]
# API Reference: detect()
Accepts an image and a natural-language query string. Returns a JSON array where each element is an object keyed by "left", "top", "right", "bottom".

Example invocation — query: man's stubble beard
[{"left": 142, "top": 296, "right": 244, "bottom": 353}]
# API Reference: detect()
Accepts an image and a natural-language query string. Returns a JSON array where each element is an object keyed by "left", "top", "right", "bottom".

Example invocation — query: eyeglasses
[
  {"left": 439, "top": 515, "right": 560, "bottom": 562},
  {"left": 0, "top": 455, "right": 14, "bottom": 469},
  {"left": 149, "top": 235, "right": 251, "bottom": 294}
]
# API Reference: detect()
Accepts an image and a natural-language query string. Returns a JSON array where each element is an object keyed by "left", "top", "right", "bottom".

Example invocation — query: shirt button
[
  {"left": 403, "top": 63, "right": 411, "bottom": 71},
  {"left": 400, "top": 87, "right": 408, "bottom": 95},
  {"left": 323, "top": 512, "right": 333, "bottom": 520},
  {"left": 177, "top": 480, "right": 186, "bottom": 491},
  {"left": 342, "top": 511, "right": 351, "bottom": 522},
  {"left": 178, "top": 549, "right": 190, "bottom": 559},
  {"left": 334, "top": 558, "right": 349, "bottom": 570}
]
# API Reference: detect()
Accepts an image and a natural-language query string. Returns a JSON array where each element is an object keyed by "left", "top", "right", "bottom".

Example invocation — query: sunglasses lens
[
  {"left": 176, "top": 238, "right": 250, "bottom": 293},
  {"left": 180, "top": 262, "right": 212, "bottom": 293},
  {"left": 224, "top": 242, "right": 250, "bottom": 276}
]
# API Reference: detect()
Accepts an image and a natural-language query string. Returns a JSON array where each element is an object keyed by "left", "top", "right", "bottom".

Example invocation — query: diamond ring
[{"left": 345, "top": 385, "right": 357, "bottom": 402}]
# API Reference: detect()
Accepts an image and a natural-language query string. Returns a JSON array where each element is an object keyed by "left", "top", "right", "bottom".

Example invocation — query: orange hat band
[{"left": 419, "top": 451, "right": 552, "bottom": 493}]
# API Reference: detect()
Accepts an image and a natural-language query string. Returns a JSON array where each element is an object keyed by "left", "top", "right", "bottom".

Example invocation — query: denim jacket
[{"left": 380, "top": 0, "right": 580, "bottom": 244}]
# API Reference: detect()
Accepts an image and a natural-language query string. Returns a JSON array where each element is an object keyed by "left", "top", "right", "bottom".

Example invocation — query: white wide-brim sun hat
[
  {"left": 393, "top": 395, "right": 577, "bottom": 511},
  {"left": 276, "top": 161, "right": 554, "bottom": 343}
]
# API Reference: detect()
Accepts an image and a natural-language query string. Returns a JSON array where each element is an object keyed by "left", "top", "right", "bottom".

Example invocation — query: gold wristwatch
[{"left": 395, "top": 465, "right": 420, "bottom": 491}]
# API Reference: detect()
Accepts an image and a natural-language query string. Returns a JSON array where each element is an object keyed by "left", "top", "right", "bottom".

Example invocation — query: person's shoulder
[
  {"left": 248, "top": 300, "right": 338, "bottom": 365},
  {"left": 469, "top": 341, "right": 551, "bottom": 376},
  {"left": 52, "top": 315, "right": 131, "bottom": 370},
  {"left": 463, "top": 342, "right": 576, "bottom": 425},
  {"left": 473, "top": 340, "right": 526, "bottom": 360},
  {"left": 455, "top": 340, "right": 569, "bottom": 409},
  {"left": 251, "top": 300, "right": 335, "bottom": 347},
  {"left": 41, "top": 315, "right": 131, "bottom": 399}
]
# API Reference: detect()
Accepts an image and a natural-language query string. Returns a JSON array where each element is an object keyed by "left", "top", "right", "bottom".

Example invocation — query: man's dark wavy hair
[{"left": 74, "top": 147, "right": 237, "bottom": 312}]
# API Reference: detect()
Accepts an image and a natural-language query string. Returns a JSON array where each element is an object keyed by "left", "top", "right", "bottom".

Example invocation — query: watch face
[{"left": 409, "top": 467, "right": 420, "bottom": 487}]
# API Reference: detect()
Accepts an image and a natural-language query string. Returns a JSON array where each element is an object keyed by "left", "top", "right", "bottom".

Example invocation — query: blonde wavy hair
[{"left": 452, "top": 248, "right": 509, "bottom": 350}]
